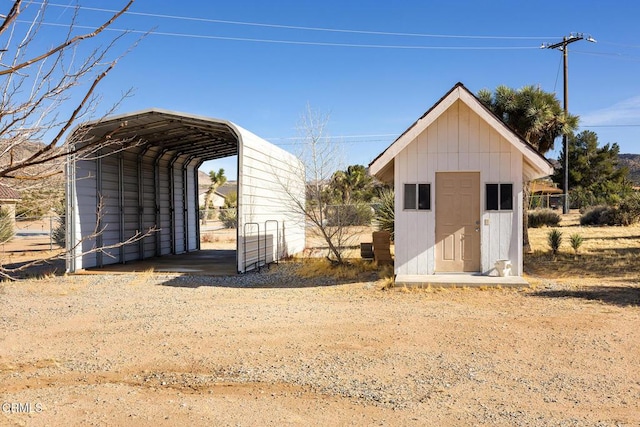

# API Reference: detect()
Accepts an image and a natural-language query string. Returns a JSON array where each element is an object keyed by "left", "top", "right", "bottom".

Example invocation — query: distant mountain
[
  {"left": 619, "top": 154, "right": 640, "bottom": 185},
  {"left": 197, "top": 171, "right": 236, "bottom": 196}
]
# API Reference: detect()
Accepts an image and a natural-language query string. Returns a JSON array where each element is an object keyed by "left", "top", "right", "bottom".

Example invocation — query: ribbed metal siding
[
  {"left": 122, "top": 150, "right": 139, "bottom": 262},
  {"left": 99, "top": 154, "right": 121, "bottom": 265},
  {"left": 141, "top": 147, "right": 157, "bottom": 258},
  {"left": 156, "top": 152, "right": 172, "bottom": 256},
  {"left": 237, "top": 126, "right": 306, "bottom": 273}
]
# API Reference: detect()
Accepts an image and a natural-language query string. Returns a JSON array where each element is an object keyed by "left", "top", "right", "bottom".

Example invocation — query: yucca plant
[
  {"left": 569, "top": 233, "right": 583, "bottom": 259},
  {"left": 374, "top": 188, "right": 394, "bottom": 241},
  {"left": 547, "top": 228, "right": 563, "bottom": 259}
]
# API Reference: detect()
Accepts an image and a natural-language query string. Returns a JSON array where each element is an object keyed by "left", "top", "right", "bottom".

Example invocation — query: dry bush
[{"left": 295, "top": 258, "right": 379, "bottom": 280}]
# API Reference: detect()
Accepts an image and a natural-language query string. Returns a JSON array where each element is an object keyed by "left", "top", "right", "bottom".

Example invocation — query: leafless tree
[
  {"left": 276, "top": 104, "right": 365, "bottom": 264},
  {"left": 0, "top": 1, "right": 154, "bottom": 278},
  {"left": 0, "top": 0, "right": 138, "bottom": 184}
]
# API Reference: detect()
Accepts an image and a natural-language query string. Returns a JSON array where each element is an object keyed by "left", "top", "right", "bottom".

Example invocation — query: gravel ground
[{"left": 1, "top": 264, "right": 639, "bottom": 426}]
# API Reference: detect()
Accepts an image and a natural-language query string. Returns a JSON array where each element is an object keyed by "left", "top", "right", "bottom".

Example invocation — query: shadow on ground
[
  {"left": 530, "top": 286, "right": 640, "bottom": 307},
  {"left": 0, "top": 258, "right": 66, "bottom": 279},
  {"left": 156, "top": 262, "right": 381, "bottom": 289}
]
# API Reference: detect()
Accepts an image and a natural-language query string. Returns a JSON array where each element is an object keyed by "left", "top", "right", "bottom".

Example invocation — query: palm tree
[
  {"left": 478, "top": 85, "right": 579, "bottom": 251},
  {"left": 202, "top": 168, "right": 227, "bottom": 223}
]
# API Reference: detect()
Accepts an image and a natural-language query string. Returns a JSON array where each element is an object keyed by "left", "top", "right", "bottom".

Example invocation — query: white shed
[
  {"left": 66, "top": 109, "right": 306, "bottom": 274},
  {"left": 369, "top": 83, "right": 553, "bottom": 283}
]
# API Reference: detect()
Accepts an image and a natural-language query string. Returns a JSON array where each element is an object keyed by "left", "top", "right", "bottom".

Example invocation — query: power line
[
  {"left": 40, "top": 2, "right": 559, "bottom": 41},
  {"left": 18, "top": 21, "right": 542, "bottom": 50}
]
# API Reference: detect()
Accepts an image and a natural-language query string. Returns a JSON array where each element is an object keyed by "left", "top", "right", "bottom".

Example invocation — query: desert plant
[
  {"left": 616, "top": 192, "right": 640, "bottom": 226},
  {"left": 580, "top": 195, "right": 640, "bottom": 227},
  {"left": 528, "top": 209, "right": 561, "bottom": 228},
  {"left": 0, "top": 209, "right": 14, "bottom": 243},
  {"left": 580, "top": 205, "right": 612, "bottom": 226},
  {"left": 374, "top": 188, "right": 394, "bottom": 241},
  {"left": 325, "top": 203, "right": 372, "bottom": 227},
  {"left": 569, "top": 233, "right": 583, "bottom": 257},
  {"left": 547, "top": 228, "right": 563, "bottom": 258},
  {"left": 219, "top": 208, "right": 237, "bottom": 229}
]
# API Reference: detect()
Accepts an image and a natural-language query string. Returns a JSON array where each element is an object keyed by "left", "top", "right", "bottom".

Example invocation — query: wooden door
[{"left": 435, "top": 172, "right": 480, "bottom": 272}]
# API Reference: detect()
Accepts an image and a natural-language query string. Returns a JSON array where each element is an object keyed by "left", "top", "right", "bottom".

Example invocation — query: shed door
[{"left": 435, "top": 172, "right": 480, "bottom": 272}]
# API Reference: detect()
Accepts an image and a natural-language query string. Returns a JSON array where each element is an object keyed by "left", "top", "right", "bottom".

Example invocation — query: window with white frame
[{"left": 403, "top": 183, "right": 431, "bottom": 210}]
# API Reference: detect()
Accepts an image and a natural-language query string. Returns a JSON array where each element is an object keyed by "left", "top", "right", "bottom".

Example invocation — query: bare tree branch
[{"left": 0, "top": 0, "right": 134, "bottom": 76}]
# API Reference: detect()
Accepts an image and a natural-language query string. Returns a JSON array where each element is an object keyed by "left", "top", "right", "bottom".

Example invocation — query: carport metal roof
[{"left": 74, "top": 108, "right": 240, "bottom": 161}]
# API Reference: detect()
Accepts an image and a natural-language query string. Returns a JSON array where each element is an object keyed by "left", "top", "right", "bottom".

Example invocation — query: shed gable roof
[{"left": 369, "top": 82, "right": 554, "bottom": 181}]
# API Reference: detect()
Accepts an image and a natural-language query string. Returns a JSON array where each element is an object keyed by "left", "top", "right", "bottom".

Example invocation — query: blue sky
[{"left": 18, "top": 0, "right": 640, "bottom": 178}]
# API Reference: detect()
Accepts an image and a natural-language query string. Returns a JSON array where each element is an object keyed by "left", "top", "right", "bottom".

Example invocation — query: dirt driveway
[{"left": 1, "top": 267, "right": 638, "bottom": 426}]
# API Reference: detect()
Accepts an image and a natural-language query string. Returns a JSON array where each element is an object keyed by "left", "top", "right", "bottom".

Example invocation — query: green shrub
[
  {"left": 374, "top": 188, "right": 394, "bottom": 241},
  {"left": 547, "top": 228, "right": 563, "bottom": 257},
  {"left": 528, "top": 209, "right": 561, "bottom": 228},
  {"left": 569, "top": 233, "right": 583, "bottom": 256},
  {"left": 616, "top": 192, "right": 640, "bottom": 226},
  {"left": 580, "top": 205, "right": 612, "bottom": 226},
  {"left": 325, "top": 203, "right": 372, "bottom": 227},
  {"left": 219, "top": 208, "right": 237, "bottom": 229},
  {"left": 580, "top": 195, "right": 640, "bottom": 226},
  {"left": 0, "top": 208, "right": 14, "bottom": 243}
]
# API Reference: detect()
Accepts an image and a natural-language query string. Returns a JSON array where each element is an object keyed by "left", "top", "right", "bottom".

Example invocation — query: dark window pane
[
  {"left": 486, "top": 184, "right": 499, "bottom": 210},
  {"left": 418, "top": 184, "right": 430, "bottom": 210},
  {"left": 404, "top": 184, "right": 416, "bottom": 210},
  {"left": 500, "top": 183, "right": 513, "bottom": 210}
]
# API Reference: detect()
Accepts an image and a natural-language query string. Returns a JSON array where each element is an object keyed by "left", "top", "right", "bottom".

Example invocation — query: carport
[{"left": 65, "top": 109, "right": 306, "bottom": 274}]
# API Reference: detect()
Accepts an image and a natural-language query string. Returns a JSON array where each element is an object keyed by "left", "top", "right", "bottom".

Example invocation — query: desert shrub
[
  {"left": 0, "top": 208, "right": 14, "bottom": 243},
  {"left": 547, "top": 228, "right": 563, "bottom": 257},
  {"left": 616, "top": 192, "right": 640, "bottom": 226},
  {"left": 219, "top": 207, "right": 237, "bottom": 229},
  {"left": 580, "top": 205, "right": 612, "bottom": 226},
  {"left": 580, "top": 195, "right": 640, "bottom": 226},
  {"left": 325, "top": 203, "right": 372, "bottom": 227},
  {"left": 374, "top": 188, "right": 394, "bottom": 241},
  {"left": 528, "top": 209, "right": 561, "bottom": 228}
]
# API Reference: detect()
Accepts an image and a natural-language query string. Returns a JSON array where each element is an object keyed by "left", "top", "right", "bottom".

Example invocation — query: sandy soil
[
  {"left": 1, "top": 219, "right": 639, "bottom": 425},
  {"left": 1, "top": 267, "right": 639, "bottom": 426}
]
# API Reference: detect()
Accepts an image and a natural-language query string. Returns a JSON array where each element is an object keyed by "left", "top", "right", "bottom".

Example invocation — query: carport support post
[
  {"left": 169, "top": 155, "right": 178, "bottom": 254},
  {"left": 195, "top": 160, "right": 204, "bottom": 251}
]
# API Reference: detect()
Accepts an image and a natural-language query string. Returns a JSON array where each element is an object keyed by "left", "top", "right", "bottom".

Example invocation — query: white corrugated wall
[{"left": 236, "top": 125, "right": 306, "bottom": 273}]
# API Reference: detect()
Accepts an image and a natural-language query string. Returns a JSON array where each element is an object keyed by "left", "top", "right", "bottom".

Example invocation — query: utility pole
[{"left": 542, "top": 33, "right": 596, "bottom": 214}]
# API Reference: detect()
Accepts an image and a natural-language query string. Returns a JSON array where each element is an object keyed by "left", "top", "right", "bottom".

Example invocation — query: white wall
[
  {"left": 236, "top": 125, "right": 306, "bottom": 273},
  {"left": 395, "top": 100, "right": 523, "bottom": 276}
]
